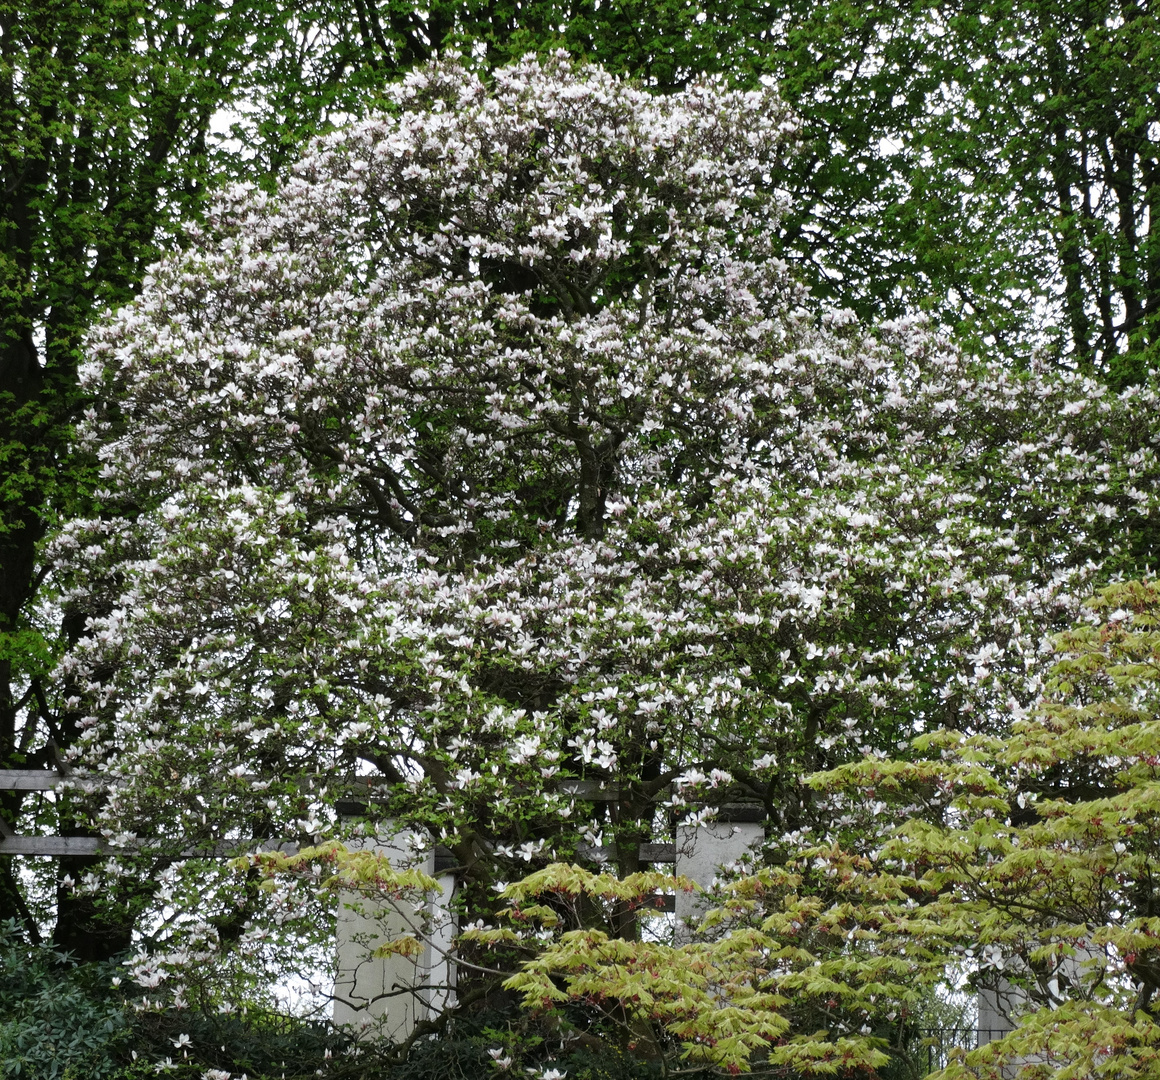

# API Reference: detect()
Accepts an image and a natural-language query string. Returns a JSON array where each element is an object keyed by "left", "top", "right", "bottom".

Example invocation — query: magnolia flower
[{"left": 54, "top": 53, "right": 1160, "bottom": 1053}]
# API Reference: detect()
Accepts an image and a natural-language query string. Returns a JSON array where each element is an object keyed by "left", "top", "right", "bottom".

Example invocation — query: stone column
[
  {"left": 977, "top": 942, "right": 1101, "bottom": 1073},
  {"left": 673, "top": 808, "right": 764, "bottom": 943},
  {"left": 425, "top": 865, "right": 458, "bottom": 1015},
  {"left": 332, "top": 824, "right": 456, "bottom": 1040},
  {"left": 977, "top": 979, "right": 1018, "bottom": 1046}
]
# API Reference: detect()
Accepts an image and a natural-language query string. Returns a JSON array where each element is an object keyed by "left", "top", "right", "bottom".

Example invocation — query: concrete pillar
[
  {"left": 332, "top": 825, "right": 456, "bottom": 1040},
  {"left": 976, "top": 944, "right": 1100, "bottom": 1076},
  {"left": 673, "top": 811, "right": 764, "bottom": 942},
  {"left": 977, "top": 979, "right": 1018, "bottom": 1046},
  {"left": 425, "top": 868, "right": 457, "bottom": 1015}
]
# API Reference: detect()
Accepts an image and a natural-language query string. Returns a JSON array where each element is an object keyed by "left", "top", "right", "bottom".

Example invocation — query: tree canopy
[
  {"left": 471, "top": 581, "right": 1160, "bottom": 1077},
  {"left": 4, "top": 0, "right": 1160, "bottom": 1075},
  {"left": 810, "top": 579, "right": 1160, "bottom": 1078},
  {"left": 46, "top": 55, "right": 1160, "bottom": 1076}
]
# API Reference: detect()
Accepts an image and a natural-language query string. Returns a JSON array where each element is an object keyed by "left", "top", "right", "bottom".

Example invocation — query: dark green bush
[
  {"left": 0, "top": 925, "right": 719, "bottom": 1080},
  {"left": 125, "top": 1005, "right": 343, "bottom": 1078},
  {"left": 0, "top": 921, "right": 128, "bottom": 1079},
  {"left": 0, "top": 920, "right": 345, "bottom": 1079}
]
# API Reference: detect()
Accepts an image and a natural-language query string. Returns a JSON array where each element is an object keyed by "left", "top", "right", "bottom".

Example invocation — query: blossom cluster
[{"left": 55, "top": 54, "right": 1160, "bottom": 1016}]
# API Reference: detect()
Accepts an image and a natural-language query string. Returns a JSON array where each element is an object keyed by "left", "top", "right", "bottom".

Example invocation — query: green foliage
[
  {"left": 466, "top": 862, "right": 900, "bottom": 1074},
  {"left": 119, "top": 1006, "right": 343, "bottom": 1080},
  {"left": 909, "top": 0, "right": 1160, "bottom": 380},
  {"left": 469, "top": 581, "right": 1160, "bottom": 1075},
  {"left": 810, "top": 580, "right": 1160, "bottom": 1077},
  {"left": 0, "top": 920, "right": 347, "bottom": 1080},
  {"left": 369, "top": 1008, "right": 688, "bottom": 1080},
  {"left": 0, "top": 921, "right": 128, "bottom": 1078}
]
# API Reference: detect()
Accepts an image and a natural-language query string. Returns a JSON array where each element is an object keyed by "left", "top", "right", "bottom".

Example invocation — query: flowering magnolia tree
[{"left": 55, "top": 53, "right": 1160, "bottom": 1069}]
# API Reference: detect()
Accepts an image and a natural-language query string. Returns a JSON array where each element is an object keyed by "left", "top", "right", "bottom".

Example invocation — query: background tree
[
  {"left": 0, "top": 0, "right": 257, "bottom": 954},
  {"left": 908, "top": 0, "right": 1160, "bottom": 386}
]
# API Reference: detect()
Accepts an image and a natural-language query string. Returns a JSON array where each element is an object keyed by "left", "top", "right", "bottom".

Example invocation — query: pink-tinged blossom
[{"left": 52, "top": 53, "right": 1160, "bottom": 1004}]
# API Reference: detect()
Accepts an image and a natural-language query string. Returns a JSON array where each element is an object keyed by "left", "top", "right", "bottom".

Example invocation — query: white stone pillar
[
  {"left": 332, "top": 825, "right": 456, "bottom": 1040},
  {"left": 977, "top": 943, "right": 1101, "bottom": 1068},
  {"left": 673, "top": 813, "right": 764, "bottom": 943},
  {"left": 425, "top": 868, "right": 457, "bottom": 1014},
  {"left": 977, "top": 979, "right": 1018, "bottom": 1046}
]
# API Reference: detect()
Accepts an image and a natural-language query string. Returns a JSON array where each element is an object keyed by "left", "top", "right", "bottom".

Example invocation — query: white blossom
[{"left": 54, "top": 52, "right": 1160, "bottom": 1002}]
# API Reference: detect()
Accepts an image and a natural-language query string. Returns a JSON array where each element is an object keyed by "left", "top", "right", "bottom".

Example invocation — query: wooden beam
[
  {"left": 640, "top": 842, "right": 677, "bottom": 863},
  {"left": 0, "top": 772, "right": 764, "bottom": 810},
  {"left": 0, "top": 836, "right": 301, "bottom": 858},
  {"left": 0, "top": 770, "right": 66, "bottom": 791},
  {"left": 0, "top": 836, "right": 102, "bottom": 855},
  {"left": 0, "top": 770, "right": 408, "bottom": 793}
]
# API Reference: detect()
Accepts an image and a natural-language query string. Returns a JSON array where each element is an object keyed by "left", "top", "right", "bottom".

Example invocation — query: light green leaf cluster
[
  {"left": 808, "top": 580, "right": 1160, "bottom": 1078},
  {"left": 245, "top": 841, "right": 442, "bottom": 899},
  {"left": 473, "top": 860, "right": 935, "bottom": 1073}
]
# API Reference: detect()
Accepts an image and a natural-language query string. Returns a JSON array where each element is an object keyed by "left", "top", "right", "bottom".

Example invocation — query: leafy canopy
[
  {"left": 54, "top": 55, "right": 1160, "bottom": 1072},
  {"left": 812, "top": 580, "right": 1160, "bottom": 1078}
]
